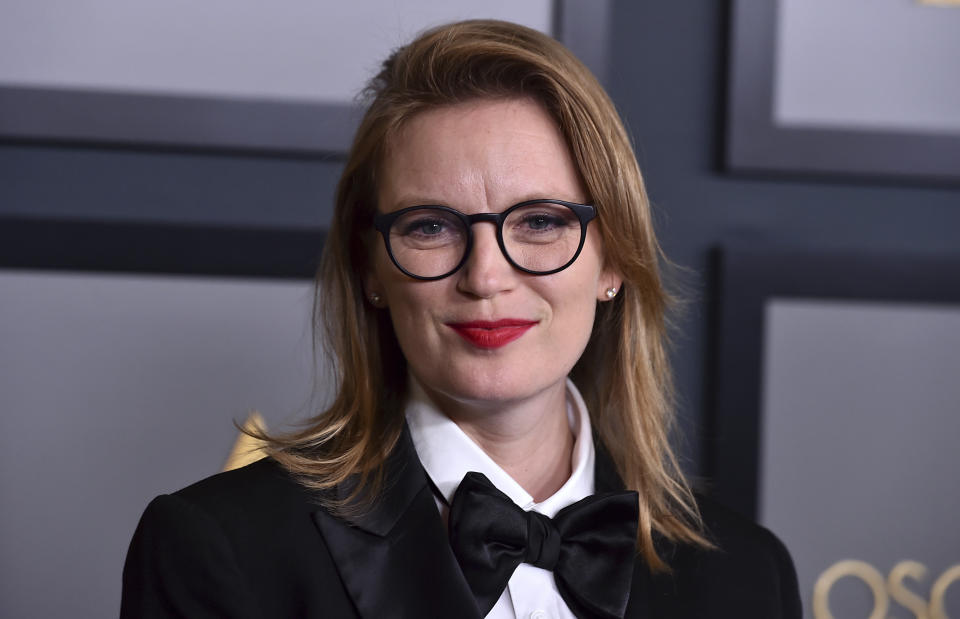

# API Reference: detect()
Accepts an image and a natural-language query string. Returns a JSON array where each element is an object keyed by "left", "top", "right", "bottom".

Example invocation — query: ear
[
  {"left": 596, "top": 266, "right": 624, "bottom": 302},
  {"left": 364, "top": 266, "right": 387, "bottom": 308},
  {"left": 361, "top": 228, "right": 390, "bottom": 308}
]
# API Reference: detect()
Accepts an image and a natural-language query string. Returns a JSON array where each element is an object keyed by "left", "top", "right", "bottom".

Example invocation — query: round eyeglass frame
[{"left": 373, "top": 199, "right": 597, "bottom": 281}]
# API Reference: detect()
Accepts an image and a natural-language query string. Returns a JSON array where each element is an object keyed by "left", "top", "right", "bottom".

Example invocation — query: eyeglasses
[{"left": 373, "top": 199, "right": 596, "bottom": 281}]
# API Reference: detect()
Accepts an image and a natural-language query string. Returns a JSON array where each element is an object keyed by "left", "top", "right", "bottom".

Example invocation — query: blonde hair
[{"left": 258, "top": 19, "right": 710, "bottom": 570}]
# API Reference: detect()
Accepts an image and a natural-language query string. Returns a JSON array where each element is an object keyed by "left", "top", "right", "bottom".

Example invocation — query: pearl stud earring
[
  {"left": 370, "top": 293, "right": 382, "bottom": 305},
  {"left": 605, "top": 287, "right": 618, "bottom": 299}
]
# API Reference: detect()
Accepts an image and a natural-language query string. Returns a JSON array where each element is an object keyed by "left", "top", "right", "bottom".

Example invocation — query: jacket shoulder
[
  {"left": 650, "top": 494, "right": 802, "bottom": 618},
  {"left": 173, "top": 457, "right": 321, "bottom": 517},
  {"left": 145, "top": 457, "right": 331, "bottom": 562},
  {"left": 696, "top": 494, "right": 795, "bottom": 565},
  {"left": 123, "top": 458, "right": 357, "bottom": 618}
]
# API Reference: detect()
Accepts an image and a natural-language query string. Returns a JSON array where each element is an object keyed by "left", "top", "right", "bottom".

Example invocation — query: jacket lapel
[
  {"left": 594, "top": 441, "right": 656, "bottom": 618},
  {"left": 312, "top": 427, "right": 482, "bottom": 619}
]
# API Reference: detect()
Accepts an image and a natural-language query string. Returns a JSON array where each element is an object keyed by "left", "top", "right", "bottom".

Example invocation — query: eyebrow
[
  {"left": 387, "top": 196, "right": 448, "bottom": 210},
  {"left": 384, "top": 193, "right": 585, "bottom": 212}
]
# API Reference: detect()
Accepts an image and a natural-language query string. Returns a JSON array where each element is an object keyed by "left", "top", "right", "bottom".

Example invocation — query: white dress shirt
[{"left": 405, "top": 377, "right": 595, "bottom": 619}]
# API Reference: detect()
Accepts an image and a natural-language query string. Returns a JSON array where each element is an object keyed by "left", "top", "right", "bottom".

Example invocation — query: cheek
[
  {"left": 380, "top": 280, "right": 446, "bottom": 352},
  {"left": 560, "top": 294, "right": 599, "bottom": 350},
  {"left": 545, "top": 263, "right": 603, "bottom": 350},
  {"left": 538, "top": 277, "right": 600, "bottom": 350},
  {"left": 383, "top": 285, "right": 424, "bottom": 329}
]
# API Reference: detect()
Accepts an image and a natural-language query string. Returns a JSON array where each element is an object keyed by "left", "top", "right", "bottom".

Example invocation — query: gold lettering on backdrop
[
  {"left": 813, "top": 560, "right": 888, "bottom": 619},
  {"left": 917, "top": 0, "right": 960, "bottom": 6},
  {"left": 931, "top": 565, "right": 960, "bottom": 619},
  {"left": 814, "top": 560, "right": 960, "bottom": 619},
  {"left": 889, "top": 561, "right": 931, "bottom": 619}
]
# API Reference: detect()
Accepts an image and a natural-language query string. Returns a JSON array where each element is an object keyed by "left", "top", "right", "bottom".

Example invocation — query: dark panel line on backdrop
[
  {"left": 706, "top": 246, "right": 960, "bottom": 519},
  {"left": 0, "top": 217, "right": 324, "bottom": 279}
]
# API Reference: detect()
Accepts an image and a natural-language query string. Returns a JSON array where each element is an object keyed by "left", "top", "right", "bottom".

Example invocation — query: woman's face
[{"left": 367, "top": 98, "right": 620, "bottom": 410}]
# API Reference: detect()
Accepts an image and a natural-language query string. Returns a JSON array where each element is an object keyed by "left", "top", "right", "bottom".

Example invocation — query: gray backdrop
[
  {"left": 0, "top": 0, "right": 551, "bottom": 103},
  {"left": 0, "top": 271, "right": 319, "bottom": 618},
  {"left": 775, "top": 0, "right": 960, "bottom": 133},
  {"left": 759, "top": 299, "right": 960, "bottom": 617}
]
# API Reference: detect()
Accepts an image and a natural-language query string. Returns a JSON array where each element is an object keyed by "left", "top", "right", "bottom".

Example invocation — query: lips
[{"left": 445, "top": 319, "right": 538, "bottom": 349}]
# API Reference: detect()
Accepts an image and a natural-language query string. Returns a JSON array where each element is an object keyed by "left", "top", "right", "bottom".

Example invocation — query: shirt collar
[{"left": 405, "top": 377, "right": 595, "bottom": 518}]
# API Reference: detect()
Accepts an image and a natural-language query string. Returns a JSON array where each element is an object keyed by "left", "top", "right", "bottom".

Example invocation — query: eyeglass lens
[{"left": 387, "top": 202, "right": 583, "bottom": 279}]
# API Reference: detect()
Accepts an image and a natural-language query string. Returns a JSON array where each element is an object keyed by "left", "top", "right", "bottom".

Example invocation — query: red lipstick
[{"left": 446, "top": 319, "right": 538, "bottom": 349}]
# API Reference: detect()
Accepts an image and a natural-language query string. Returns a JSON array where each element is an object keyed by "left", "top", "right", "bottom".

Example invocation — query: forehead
[{"left": 377, "top": 97, "right": 585, "bottom": 211}]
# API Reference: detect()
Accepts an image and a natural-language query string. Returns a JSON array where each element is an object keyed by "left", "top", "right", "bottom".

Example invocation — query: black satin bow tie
[{"left": 448, "top": 471, "right": 639, "bottom": 619}]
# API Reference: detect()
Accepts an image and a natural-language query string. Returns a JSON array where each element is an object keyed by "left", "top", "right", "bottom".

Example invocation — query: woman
[{"left": 122, "top": 20, "right": 800, "bottom": 619}]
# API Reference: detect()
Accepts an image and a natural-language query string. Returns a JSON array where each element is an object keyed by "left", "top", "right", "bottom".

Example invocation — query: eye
[
  {"left": 520, "top": 212, "right": 565, "bottom": 231},
  {"left": 390, "top": 208, "right": 466, "bottom": 250},
  {"left": 400, "top": 217, "right": 448, "bottom": 237}
]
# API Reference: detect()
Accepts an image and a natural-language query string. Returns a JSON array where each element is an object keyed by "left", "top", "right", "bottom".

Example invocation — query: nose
[{"left": 456, "top": 223, "right": 517, "bottom": 298}]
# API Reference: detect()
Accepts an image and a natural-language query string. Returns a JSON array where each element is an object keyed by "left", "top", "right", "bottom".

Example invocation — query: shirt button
[{"left": 529, "top": 611, "right": 548, "bottom": 619}]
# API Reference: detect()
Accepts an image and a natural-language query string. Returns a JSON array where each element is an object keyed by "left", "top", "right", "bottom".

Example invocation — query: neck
[{"left": 421, "top": 381, "right": 574, "bottom": 502}]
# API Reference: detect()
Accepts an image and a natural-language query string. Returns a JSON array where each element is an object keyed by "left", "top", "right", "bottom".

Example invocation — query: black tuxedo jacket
[{"left": 121, "top": 430, "right": 801, "bottom": 618}]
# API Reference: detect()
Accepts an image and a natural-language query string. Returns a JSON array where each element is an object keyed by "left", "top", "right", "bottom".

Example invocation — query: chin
[{"left": 428, "top": 363, "right": 566, "bottom": 408}]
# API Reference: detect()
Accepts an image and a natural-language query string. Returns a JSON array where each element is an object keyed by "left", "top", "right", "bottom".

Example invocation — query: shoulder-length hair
[{"left": 259, "top": 19, "right": 710, "bottom": 570}]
